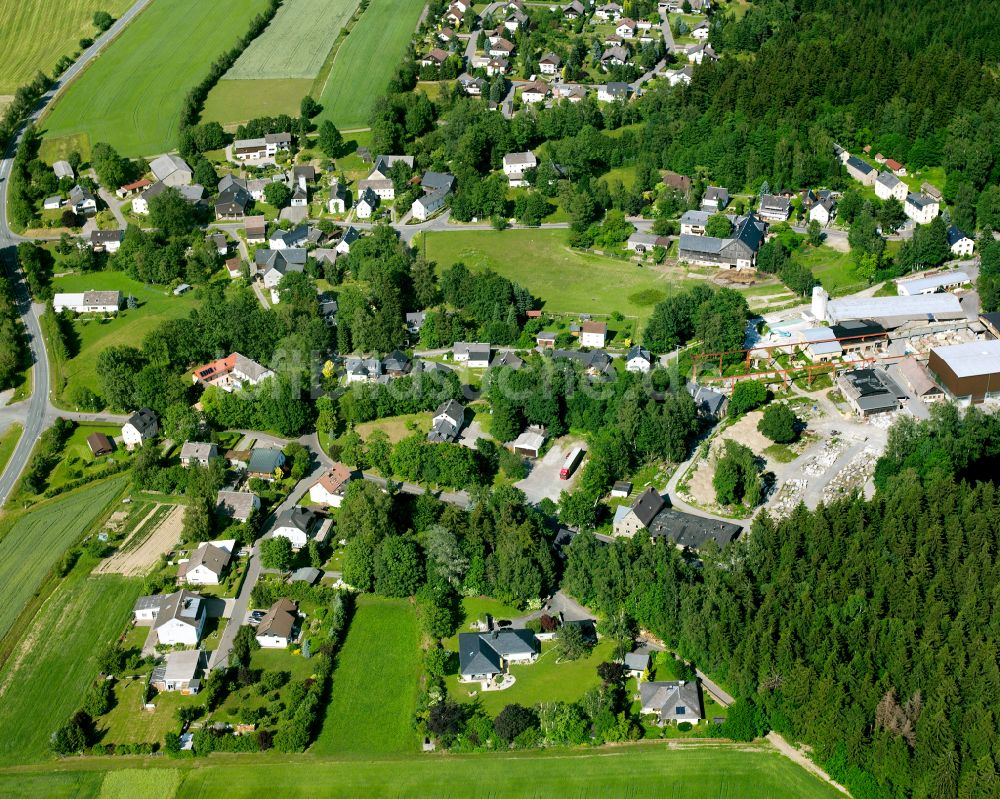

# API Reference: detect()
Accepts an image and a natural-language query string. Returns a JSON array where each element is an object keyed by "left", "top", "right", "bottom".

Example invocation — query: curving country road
[{"left": 0, "top": 0, "right": 156, "bottom": 506}]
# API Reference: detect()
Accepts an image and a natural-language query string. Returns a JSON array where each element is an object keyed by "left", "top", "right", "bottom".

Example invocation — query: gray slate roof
[{"left": 458, "top": 629, "right": 538, "bottom": 677}]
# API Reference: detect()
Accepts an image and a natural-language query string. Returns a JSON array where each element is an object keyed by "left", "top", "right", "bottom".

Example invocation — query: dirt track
[{"left": 95, "top": 504, "right": 184, "bottom": 577}]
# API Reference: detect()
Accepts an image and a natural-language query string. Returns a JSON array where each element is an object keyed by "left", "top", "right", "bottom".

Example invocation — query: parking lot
[{"left": 515, "top": 439, "right": 585, "bottom": 505}]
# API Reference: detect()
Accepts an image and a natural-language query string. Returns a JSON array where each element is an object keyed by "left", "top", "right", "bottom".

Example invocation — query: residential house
[
  {"left": 122, "top": 408, "right": 158, "bottom": 450},
  {"left": 406, "top": 311, "right": 426, "bottom": 336},
  {"left": 521, "top": 80, "right": 550, "bottom": 104},
  {"left": 328, "top": 180, "right": 347, "bottom": 213},
  {"left": 52, "top": 290, "right": 121, "bottom": 313},
  {"left": 563, "top": 0, "right": 585, "bottom": 18},
  {"left": 458, "top": 72, "right": 486, "bottom": 95},
  {"left": 152, "top": 649, "right": 206, "bottom": 693},
  {"left": 685, "top": 43, "right": 717, "bottom": 64},
  {"left": 153, "top": 590, "right": 207, "bottom": 646},
  {"left": 309, "top": 462, "right": 354, "bottom": 508},
  {"left": 549, "top": 348, "right": 614, "bottom": 376},
  {"left": 616, "top": 18, "right": 637, "bottom": 37},
  {"left": 691, "top": 20, "right": 709, "bottom": 39},
  {"left": 905, "top": 192, "right": 940, "bottom": 225},
  {"left": 428, "top": 399, "right": 465, "bottom": 443},
  {"left": 601, "top": 47, "right": 630, "bottom": 68},
  {"left": 421, "top": 47, "right": 450, "bottom": 67},
  {"left": 504, "top": 7, "right": 528, "bottom": 31},
  {"left": 270, "top": 507, "right": 320, "bottom": 549},
  {"left": 502, "top": 151, "right": 537, "bottom": 187},
  {"left": 245, "top": 215, "right": 267, "bottom": 243},
  {"left": 639, "top": 680, "right": 703, "bottom": 725},
  {"left": 179, "top": 442, "right": 218, "bottom": 467},
  {"left": 488, "top": 38, "right": 515, "bottom": 58},
  {"left": 52, "top": 160, "right": 74, "bottom": 180},
  {"left": 268, "top": 225, "right": 308, "bottom": 249},
  {"left": 216, "top": 490, "right": 260, "bottom": 522},
  {"left": 595, "top": 3, "right": 623, "bottom": 21},
  {"left": 191, "top": 352, "right": 274, "bottom": 392},
  {"left": 458, "top": 629, "right": 539, "bottom": 684},
  {"left": 678, "top": 213, "right": 766, "bottom": 270},
  {"left": 412, "top": 186, "right": 449, "bottom": 220},
  {"left": 205, "top": 233, "right": 228, "bottom": 256},
  {"left": 383, "top": 350, "right": 410, "bottom": 376},
  {"left": 246, "top": 447, "right": 286, "bottom": 480},
  {"left": 809, "top": 196, "right": 837, "bottom": 226},
  {"left": 215, "top": 174, "right": 252, "bottom": 220},
  {"left": 89, "top": 229, "right": 122, "bottom": 253},
  {"left": 177, "top": 542, "right": 232, "bottom": 586},
  {"left": 947, "top": 226, "right": 974, "bottom": 257},
  {"left": 623, "top": 651, "right": 650, "bottom": 678},
  {"left": 757, "top": 194, "right": 791, "bottom": 222},
  {"left": 438, "top": 27, "right": 457, "bottom": 43},
  {"left": 580, "top": 321, "right": 608, "bottom": 348},
  {"left": 344, "top": 357, "right": 383, "bottom": 383},
  {"left": 69, "top": 185, "right": 97, "bottom": 216},
  {"left": 445, "top": 4, "right": 465, "bottom": 25},
  {"left": 356, "top": 187, "right": 380, "bottom": 219},
  {"left": 663, "top": 171, "right": 693, "bottom": 193},
  {"left": 150, "top": 154, "right": 193, "bottom": 186},
  {"left": 486, "top": 57, "right": 509, "bottom": 77},
  {"left": 256, "top": 599, "right": 298, "bottom": 648},
  {"left": 539, "top": 52, "right": 562, "bottom": 75},
  {"left": 336, "top": 226, "right": 360, "bottom": 254},
  {"left": 491, "top": 350, "right": 523, "bottom": 370},
  {"left": 253, "top": 248, "right": 307, "bottom": 291},
  {"left": 700, "top": 186, "right": 729, "bottom": 211},
  {"left": 453, "top": 341, "right": 491, "bottom": 368},
  {"left": 665, "top": 65, "right": 692, "bottom": 86},
  {"left": 626, "top": 345, "right": 652, "bottom": 373},
  {"left": 844, "top": 155, "right": 877, "bottom": 186},
  {"left": 612, "top": 486, "right": 665, "bottom": 537},
  {"left": 686, "top": 381, "right": 727, "bottom": 417},
  {"left": 232, "top": 132, "right": 292, "bottom": 162},
  {"left": 597, "top": 82, "right": 632, "bottom": 102},
  {"left": 874, "top": 171, "right": 907, "bottom": 203}
]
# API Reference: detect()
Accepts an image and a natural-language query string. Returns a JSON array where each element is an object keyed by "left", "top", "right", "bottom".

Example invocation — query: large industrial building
[
  {"left": 927, "top": 340, "right": 1000, "bottom": 404},
  {"left": 809, "top": 287, "right": 964, "bottom": 328}
]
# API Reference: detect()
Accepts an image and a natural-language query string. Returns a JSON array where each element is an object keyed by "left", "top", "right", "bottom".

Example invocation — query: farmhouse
[
  {"left": 270, "top": 507, "right": 320, "bottom": 549},
  {"left": 179, "top": 442, "right": 218, "bottom": 467},
  {"left": 192, "top": 352, "right": 274, "bottom": 392},
  {"left": 458, "top": 629, "right": 539, "bottom": 684},
  {"left": 149, "top": 154, "right": 192, "bottom": 186},
  {"left": 233, "top": 132, "right": 292, "bottom": 162},
  {"left": 678, "top": 214, "right": 766, "bottom": 270},
  {"left": 640, "top": 680, "right": 703, "bottom": 725},
  {"left": 216, "top": 490, "right": 260, "bottom": 522},
  {"left": 428, "top": 400, "right": 465, "bottom": 443},
  {"left": 177, "top": 542, "right": 232, "bottom": 586},
  {"left": 52, "top": 290, "right": 121, "bottom": 314},
  {"left": 927, "top": 339, "right": 1000, "bottom": 404},
  {"left": 121, "top": 408, "right": 158, "bottom": 450},
  {"left": 309, "top": 462, "right": 354, "bottom": 508},
  {"left": 256, "top": 599, "right": 299, "bottom": 648}
]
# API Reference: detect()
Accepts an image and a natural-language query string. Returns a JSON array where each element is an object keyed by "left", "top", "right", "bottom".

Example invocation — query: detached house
[
  {"left": 601, "top": 47, "right": 630, "bottom": 68},
  {"left": 616, "top": 18, "right": 637, "bottom": 37},
  {"left": 233, "top": 132, "right": 292, "bottom": 162},
  {"left": 328, "top": 180, "right": 347, "bottom": 213},
  {"left": 453, "top": 341, "right": 491, "bottom": 368},
  {"left": 192, "top": 352, "right": 274, "bottom": 393},
  {"left": 215, "top": 174, "right": 252, "bottom": 220},
  {"left": 539, "top": 52, "right": 561, "bottom": 75},
  {"left": 69, "top": 185, "right": 97, "bottom": 216},
  {"left": 626, "top": 345, "right": 653, "bottom": 373},
  {"left": 179, "top": 442, "right": 218, "bottom": 467},
  {"left": 595, "top": 3, "right": 623, "bottom": 21},
  {"left": 905, "top": 192, "right": 939, "bottom": 225},
  {"left": 270, "top": 507, "right": 320, "bottom": 550},
  {"left": 122, "top": 408, "right": 158, "bottom": 450},
  {"left": 246, "top": 447, "right": 286, "bottom": 480},
  {"left": 428, "top": 399, "right": 465, "bottom": 443},
  {"left": 700, "top": 186, "right": 729, "bottom": 211},
  {"left": 580, "top": 321, "right": 608, "bottom": 348},
  {"left": 757, "top": 194, "right": 791, "bottom": 222},
  {"left": 521, "top": 81, "right": 550, "bottom": 104},
  {"left": 177, "top": 542, "right": 232, "bottom": 586},
  {"left": 613, "top": 486, "right": 665, "bottom": 537},
  {"left": 356, "top": 187, "right": 380, "bottom": 219},
  {"left": 597, "top": 82, "right": 632, "bottom": 102},
  {"left": 256, "top": 599, "right": 298, "bottom": 648},
  {"left": 948, "top": 226, "right": 974, "bottom": 257},
  {"left": 810, "top": 196, "right": 837, "bottom": 226},
  {"left": 309, "top": 462, "right": 354, "bottom": 508},
  {"left": 458, "top": 629, "right": 539, "bottom": 685},
  {"left": 90, "top": 229, "right": 123, "bottom": 253},
  {"left": 502, "top": 151, "right": 537, "bottom": 187},
  {"left": 640, "top": 680, "right": 703, "bottom": 725},
  {"left": 874, "top": 171, "right": 907, "bottom": 203},
  {"left": 844, "top": 155, "right": 876, "bottom": 186},
  {"left": 149, "top": 590, "right": 207, "bottom": 646}
]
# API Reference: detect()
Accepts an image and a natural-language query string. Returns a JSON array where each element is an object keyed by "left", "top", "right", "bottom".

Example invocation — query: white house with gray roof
[
  {"left": 639, "top": 680, "right": 703, "bottom": 724},
  {"left": 458, "top": 629, "right": 539, "bottom": 684},
  {"left": 874, "top": 171, "right": 907, "bottom": 202},
  {"left": 502, "top": 152, "right": 537, "bottom": 187},
  {"left": 905, "top": 192, "right": 940, "bottom": 224}
]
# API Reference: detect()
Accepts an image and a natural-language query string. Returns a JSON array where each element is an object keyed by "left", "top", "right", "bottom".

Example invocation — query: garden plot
[{"left": 95, "top": 504, "right": 184, "bottom": 577}]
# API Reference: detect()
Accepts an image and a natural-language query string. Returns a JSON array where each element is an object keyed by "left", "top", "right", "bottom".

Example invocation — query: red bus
[{"left": 559, "top": 446, "right": 584, "bottom": 479}]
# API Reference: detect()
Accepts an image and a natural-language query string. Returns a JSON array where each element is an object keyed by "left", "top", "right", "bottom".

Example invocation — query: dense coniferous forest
[{"left": 564, "top": 405, "right": 1000, "bottom": 798}]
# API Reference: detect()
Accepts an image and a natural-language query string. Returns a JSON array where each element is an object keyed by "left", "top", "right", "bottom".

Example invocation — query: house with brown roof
[
  {"left": 177, "top": 542, "right": 232, "bottom": 586},
  {"left": 87, "top": 432, "right": 113, "bottom": 457},
  {"left": 580, "top": 320, "right": 608, "bottom": 348},
  {"left": 309, "top": 463, "right": 354, "bottom": 508},
  {"left": 256, "top": 599, "right": 298, "bottom": 648}
]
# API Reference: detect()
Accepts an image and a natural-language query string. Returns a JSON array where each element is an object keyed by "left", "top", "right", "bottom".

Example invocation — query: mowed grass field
[
  {"left": 0, "top": 0, "right": 133, "bottom": 94},
  {"left": 49, "top": 271, "right": 201, "bottom": 408},
  {"left": 41, "top": 0, "right": 269, "bottom": 155},
  {"left": 311, "top": 596, "right": 421, "bottom": 755},
  {"left": 0, "top": 477, "right": 125, "bottom": 642},
  {"left": 202, "top": 78, "right": 312, "bottom": 126},
  {"left": 0, "top": 564, "right": 142, "bottom": 766},
  {"left": 423, "top": 229, "right": 699, "bottom": 322},
  {"left": 228, "top": 0, "right": 359, "bottom": 79},
  {"left": 0, "top": 746, "right": 846, "bottom": 797},
  {"left": 317, "top": 0, "right": 426, "bottom": 130}
]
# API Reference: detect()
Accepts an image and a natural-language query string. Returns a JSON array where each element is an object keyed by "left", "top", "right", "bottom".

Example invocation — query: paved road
[{"left": 0, "top": 0, "right": 154, "bottom": 506}]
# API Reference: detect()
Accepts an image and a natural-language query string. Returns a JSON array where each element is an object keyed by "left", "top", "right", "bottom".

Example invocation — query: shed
[{"left": 87, "top": 432, "right": 113, "bottom": 456}]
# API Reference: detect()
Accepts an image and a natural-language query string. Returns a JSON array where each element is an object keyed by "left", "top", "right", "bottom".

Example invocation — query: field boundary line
[{"left": 312, "top": 0, "right": 368, "bottom": 99}]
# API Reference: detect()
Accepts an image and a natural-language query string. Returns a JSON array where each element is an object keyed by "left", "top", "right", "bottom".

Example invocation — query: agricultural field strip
[{"left": 227, "top": 0, "right": 360, "bottom": 79}]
